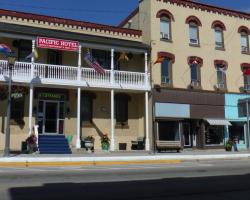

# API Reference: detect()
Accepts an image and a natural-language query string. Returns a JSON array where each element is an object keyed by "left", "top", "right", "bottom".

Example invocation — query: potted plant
[
  {"left": 225, "top": 140, "right": 233, "bottom": 152},
  {"left": 101, "top": 134, "right": 110, "bottom": 151},
  {"left": 84, "top": 135, "right": 95, "bottom": 152}
]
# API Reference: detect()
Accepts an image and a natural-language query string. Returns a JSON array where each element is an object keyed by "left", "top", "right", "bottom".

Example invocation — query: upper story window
[
  {"left": 188, "top": 56, "right": 203, "bottom": 88},
  {"left": 161, "top": 58, "right": 171, "bottom": 85},
  {"left": 212, "top": 21, "right": 226, "bottom": 50},
  {"left": 12, "top": 40, "right": 32, "bottom": 62},
  {"left": 186, "top": 16, "right": 202, "bottom": 46},
  {"left": 160, "top": 16, "right": 171, "bottom": 40},
  {"left": 156, "top": 9, "right": 174, "bottom": 42},
  {"left": 238, "top": 27, "right": 250, "bottom": 54},
  {"left": 241, "top": 63, "right": 250, "bottom": 91},
  {"left": 214, "top": 60, "right": 228, "bottom": 90}
]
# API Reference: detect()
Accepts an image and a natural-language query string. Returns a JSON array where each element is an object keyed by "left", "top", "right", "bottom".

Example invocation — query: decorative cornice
[
  {"left": 214, "top": 60, "right": 228, "bottom": 70},
  {"left": 158, "top": 51, "right": 175, "bottom": 63},
  {"left": 188, "top": 56, "right": 203, "bottom": 66},
  {"left": 211, "top": 20, "right": 226, "bottom": 30},
  {"left": 156, "top": 9, "right": 175, "bottom": 21},
  {"left": 0, "top": 8, "right": 142, "bottom": 38},
  {"left": 155, "top": 0, "right": 250, "bottom": 21},
  {"left": 238, "top": 26, "right": 250, "bottom": 34},
  {"left": 185, "top": 15, "right": 202, "bottom": 26}
]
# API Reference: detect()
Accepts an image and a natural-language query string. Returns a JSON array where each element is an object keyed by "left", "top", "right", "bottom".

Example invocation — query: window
[
  {"left": 160, "top": 16, "right": 171, "bottom": 40},
  {"left": 190, "top": 64, "right": 199, "bottom": 84},
  {"left": 11, "top": 95, "right": 25, "bottom": 123},
  {"left": 115, "top": 94, "right": 129, "bottom": 125},
  {"left": 215, "top": 27, "right": 224, "bottom": 49},
  {"left": 241, "top": 31, "right": 249, "bottom": 53},
  {"left": 18, "top": 40, "right": 32, "bottom": 62},
  {"left": 206, "top": 125, "right": 224, "bottom": 146},
  {"left": 158, "top": 121, "right": 180, "bottom": 141},
  {"left": 216, "top": 64, "right": 227, "bottom": 89},
  {"left": 47, "top": 50, "right": 62, "bottom": 65},
  {"left": 81, "top": 95, "right": 93, "bottom": 123},
  {"left": 189, "top": 23, "right": 199, "bottom": 45},
  {"left": 161, "top": 58, "right": 172, "bottom": 85}
]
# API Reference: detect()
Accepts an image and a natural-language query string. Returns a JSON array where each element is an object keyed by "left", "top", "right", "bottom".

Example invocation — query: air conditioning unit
[
  {"left": 215, "top": 83, "right": 225, "bottom": 89},
  {"left": 215, "top": 42, "right": 223, "bottom": 48},
  {"left": 190, "top": 38, "right": 198, "bottom": 44},
  {"left": 190, "top": 80, "right": 199, "bottom": 88},
  {"left": 242, "top": 46, "right": 249, "bottom": 52},
  {"left": 160, "top": 32, "right": 169, "bottom": 40}
]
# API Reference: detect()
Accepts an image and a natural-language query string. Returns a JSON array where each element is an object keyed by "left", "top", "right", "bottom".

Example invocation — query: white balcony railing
[{"left": 0, "top": 60, "right": 150, "bottom": 91}]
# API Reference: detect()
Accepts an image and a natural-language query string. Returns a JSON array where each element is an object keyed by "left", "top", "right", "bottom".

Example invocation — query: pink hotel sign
[{"left": 36, "top": 37, "right": 79, "bottom": 51}]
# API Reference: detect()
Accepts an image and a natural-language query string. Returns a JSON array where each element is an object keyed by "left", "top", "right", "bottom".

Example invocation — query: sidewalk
[{"left": 0, "top": 150, "right": 250, "bottom": 167}]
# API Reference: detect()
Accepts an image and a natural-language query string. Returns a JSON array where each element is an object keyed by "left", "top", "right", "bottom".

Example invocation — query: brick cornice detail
[
  {"left": 188, "top": 56, "right": 203, "bottom": 66},
  {"left": 185, "top": 15, "right": 202, "bottom": 26},
  {"left": 238, "top": 26, "right": 250, "bottom": 34},
  {"left": 156, "top": 9, "right": 175, "bottom": 21},
  {"left": 211, "top": 20, "right": 226, "bottom": 30},
  {"left": 158, "top": 51, "right": 175, "bottom": 63},
  {"left": 214, "top": 60, "right": 228, "bottom": 70}
]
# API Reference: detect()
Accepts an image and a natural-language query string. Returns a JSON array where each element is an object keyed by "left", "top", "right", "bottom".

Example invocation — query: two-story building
[
  {"left": 120, "top": 0, "right": 250, "bottom": 150},
  {"left": 0, "top": 9, "right": 151, "bottom": 153}
]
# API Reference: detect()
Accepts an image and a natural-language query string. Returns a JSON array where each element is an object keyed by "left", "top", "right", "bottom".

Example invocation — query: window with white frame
[
  {"left": 214, "top": 27, "right": 224, "bottom": 49},
  {"left": 241, "top": 31, "right": 249, "bottom": 53},
  {"left": 216, "top": 64, "right": 226, "bottom": 89},
  {"left": 160, "top": 16, "right": 171, "bottom": 40},
  {"left": 189, "top": 23, "right": 199, "bottom": 45},
  {"left": 161, "top": 58, "right": 171, "bottom": 85}
]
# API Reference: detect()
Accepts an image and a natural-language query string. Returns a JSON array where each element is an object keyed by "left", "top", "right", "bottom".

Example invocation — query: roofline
[
  {"left": 0, "top": 8, "right": 142, "bottom": 37},
  {"left": 118, "top": 7, "right": 139, "bottom": 27},
  {"left": 137, "top": 0, "right": 250, "bottom": 21}
]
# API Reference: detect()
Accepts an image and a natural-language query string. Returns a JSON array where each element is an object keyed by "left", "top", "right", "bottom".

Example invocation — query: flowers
[{"left": 84, "top": 135, "right": 95, "bottom": 142}]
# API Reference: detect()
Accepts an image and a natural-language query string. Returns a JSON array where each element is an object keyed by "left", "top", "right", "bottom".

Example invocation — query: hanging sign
[
  {"left": 38, "top": 92, "right": 65, "bottom": 100},
  {"left": 36, "top": 37, "right": 79, "bottom": 52}
]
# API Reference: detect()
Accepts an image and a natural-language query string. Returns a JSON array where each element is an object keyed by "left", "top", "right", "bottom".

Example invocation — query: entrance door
[
  {"left": 44, "top": 101, "right": 59, "bottom": 134},
  {"left": 183, "top": 123, "right": 191, "bottom": 147}
]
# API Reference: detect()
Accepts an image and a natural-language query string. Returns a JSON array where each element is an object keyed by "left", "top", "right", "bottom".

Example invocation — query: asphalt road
[{"left": 1, "top": 159, "right": 250, "bottom": 200}]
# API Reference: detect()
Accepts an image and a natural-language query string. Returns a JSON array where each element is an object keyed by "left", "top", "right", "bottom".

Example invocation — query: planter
[
  {"left": 85, "top": 140, "right": 94, "bottom": 152},
  {"left": 101, "top": 142, "right": 110, "bottom": 151}
]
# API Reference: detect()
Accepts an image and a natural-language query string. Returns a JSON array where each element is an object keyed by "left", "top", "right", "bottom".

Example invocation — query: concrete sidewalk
[{"left": 0, "top": 150, "right": 249, "bottom": 167}]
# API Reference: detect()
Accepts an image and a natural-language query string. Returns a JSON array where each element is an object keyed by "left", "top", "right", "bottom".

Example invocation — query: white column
[
  {"left": 145, "top": 91, "right": 150, "bottom": 151},
  {"left": 110, "top": 48, "right": 115, "bottom": 151},
  {"left": 28, "top": 39, "right": 35, "bottom": 136},
  {"left": 76, "top": 87, "right": 81, "bottom": 149},
  {"left": 144, "top": 52, "right": 149, "bottom": 87},
  {"left": 78, "top": 45, "right": 82, "bottom": 81},
  {"left": 110, "top": 89, "right": 115, "bottom": 151},
  {"left": 111, "top": 48, "right": 114, "bottom": 84}
]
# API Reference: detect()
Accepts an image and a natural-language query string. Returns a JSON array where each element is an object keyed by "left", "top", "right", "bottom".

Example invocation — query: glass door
[
  {"left": 183, "top": 123, "right": 191, "bottom": 147},
  {"left": 44, "top": 101, "right": 59, "bottom": 134}
]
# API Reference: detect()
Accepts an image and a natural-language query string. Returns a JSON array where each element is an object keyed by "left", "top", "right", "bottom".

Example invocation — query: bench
[{"left": 156, "top": 140, "right": 181, "bottom": 152}]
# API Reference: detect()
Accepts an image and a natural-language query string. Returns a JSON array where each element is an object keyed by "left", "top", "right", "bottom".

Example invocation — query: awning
[{"left": 205, "top": 119, "right": 232, "bottom": 126}]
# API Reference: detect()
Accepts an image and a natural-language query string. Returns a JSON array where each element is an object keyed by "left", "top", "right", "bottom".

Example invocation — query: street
[{"left": 0, "top": 159, "right": 250, "bottom": 200}]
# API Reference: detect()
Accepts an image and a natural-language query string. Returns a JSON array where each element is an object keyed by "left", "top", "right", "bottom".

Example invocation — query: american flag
[
  {"left": 0, "top": 44, "right": 11, "bottom": 54},
  {"left": 84, "top": 51, "right": 105, "bottom": 74}
]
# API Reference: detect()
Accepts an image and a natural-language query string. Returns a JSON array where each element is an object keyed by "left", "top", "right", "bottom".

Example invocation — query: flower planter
[
  {"left": 85, "top": 141, "right": 94, "bottom": 152},
  {"left": 101, "top": 142, "right": 110, "bottom": 151}
]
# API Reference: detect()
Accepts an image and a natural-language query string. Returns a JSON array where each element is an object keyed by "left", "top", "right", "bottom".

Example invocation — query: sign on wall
[{"left": 36, "top": 37, "right": 79, "bottom": 52}]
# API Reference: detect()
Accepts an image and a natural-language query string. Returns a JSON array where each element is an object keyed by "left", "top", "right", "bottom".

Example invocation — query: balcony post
[
  {"left": 78, "top": 45, "right": 82, "bottom": 81},
  {"left": 28, "top": 39, "right": 35, "bottom": 136},
  {"left": 110, "top": 89, "right": 115, "bottom": 151},
  {"left": 144, "top": 52, "right": 148, "bottom": 87},
  {"left": 76, "top": 87, "right": 81, "bottom": 149},
  {"left": 111, "top": 48, "right": 114, "bottom": 85},
  {"left": 145, "top": 91, "right": 150, "bottom": 151}
]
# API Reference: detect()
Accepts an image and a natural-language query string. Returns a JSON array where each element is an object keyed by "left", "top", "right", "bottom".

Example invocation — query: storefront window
[
  {"left": 229, "top": 123, "right": 245, "bottom": 143},
  {"left": 205, "top": 125, "right": 224, "bottom": 145},
  {"left": 158, "top": 121, "right": 180, "bottom": 141},
  {"left": 11, "top": 95, "right": 25, "bottom": 122}
]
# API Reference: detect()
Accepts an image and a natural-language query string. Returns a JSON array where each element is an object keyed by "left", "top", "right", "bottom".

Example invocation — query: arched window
[
  {"left": 186, "top": 16, "right": 202, "bottom": 46},
  {"left": 157, "top": 9, "right": 174, "bottom": 41},
  {"left": 188, "top": 56, "right": 203, "bottom": 88},
  {"left": 214, "top": 60, "right": 228, "bottom": 90},
  {"left": 239, "top": 28, "right": 250, "bottom": 53},
  {"left": 212, "top": 21, "right": 226, "bottom": 49},
  {"left": 241, "top": 63, "right": 250, "bottom": 91}
]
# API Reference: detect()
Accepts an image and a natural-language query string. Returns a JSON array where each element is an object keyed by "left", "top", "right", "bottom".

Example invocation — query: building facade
[
  {"left": 121, "top": 0, "right": 250, "bottom": 150},
  {"left": 0, "top": 9, "right": 151, "bottom": 152}
]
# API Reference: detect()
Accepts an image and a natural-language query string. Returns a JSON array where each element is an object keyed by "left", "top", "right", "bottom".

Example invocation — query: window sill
[
  {"left": 115, "top": 123, "right": 129, "bottom": 129},
  {"left": 189, "top": 43, "right": 200, "bottom": 48},
  {"left": 215, "top": 47, "right": 225, "bottom": 51},
  {"left": 160, "top": 38, "right": 173, "bottom": 43},
  {"left": 161, "top": 83, "right": 173, "bottom": 88}
]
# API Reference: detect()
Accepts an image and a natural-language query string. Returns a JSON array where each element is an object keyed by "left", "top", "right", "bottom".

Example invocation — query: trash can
[{"left": 119, "top": 143, "right": 127, "bottom": 150}]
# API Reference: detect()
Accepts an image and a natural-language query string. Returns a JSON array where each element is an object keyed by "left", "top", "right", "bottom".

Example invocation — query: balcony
[{"left": 0, "top": 60, "right": 150, "bottom": 91}]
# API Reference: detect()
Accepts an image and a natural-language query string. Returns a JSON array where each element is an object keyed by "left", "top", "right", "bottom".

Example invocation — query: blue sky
[{"left": 0, "top": 0, "right": 250, "bottom": 26}]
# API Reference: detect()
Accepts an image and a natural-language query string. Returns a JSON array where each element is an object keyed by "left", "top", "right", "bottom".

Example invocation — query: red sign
[{"left": 36, "top": 37, "right": 79, "bottom": 52}]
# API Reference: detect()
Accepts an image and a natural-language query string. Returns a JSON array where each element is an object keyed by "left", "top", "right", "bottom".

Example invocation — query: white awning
[{"left": 205, "top": 119, "right": 232, "bottom": 126}]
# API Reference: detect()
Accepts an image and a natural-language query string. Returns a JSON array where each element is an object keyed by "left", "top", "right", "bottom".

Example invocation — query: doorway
[{"left": 183, "top": 122, "right": 192, "bottom": 147}]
